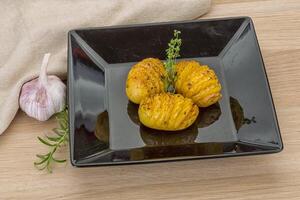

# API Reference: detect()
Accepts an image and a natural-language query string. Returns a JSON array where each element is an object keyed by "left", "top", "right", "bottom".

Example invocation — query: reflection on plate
[
  {"left": 94, "top": 111, "right": 109, "bottom": 143},
  {"left": 129, "top": 142, "right": 230, "bottom": 160},
  {"left": 230, "top": 97, "right": 244, "bottom": 130},
  {"left": 140, "top": 125, "right": 198, "bottom": 146},
  {"left": 195, "top": 103, "right": 221, "bottom": 128},
  {"left": 230, "top": 97, "right": 256, "bottom": 131},
  {"left": 127, "top": 101, "right": 141, "bottom": 126}
]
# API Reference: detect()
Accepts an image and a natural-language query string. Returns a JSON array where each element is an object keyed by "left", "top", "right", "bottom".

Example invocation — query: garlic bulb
[{"left": 19, "top": 53, "right": 66, "bottom": 121}]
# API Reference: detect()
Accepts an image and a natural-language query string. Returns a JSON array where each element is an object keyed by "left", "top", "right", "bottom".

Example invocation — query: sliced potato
[
  {"left": 175, "top": 60, "right": 222, "bottom": 107},
  {"left": 138, "top": 93, "right": 199, "bottom": 131},
  {"left": 126, "top": 58, "right": 166, "bottom": 104}
]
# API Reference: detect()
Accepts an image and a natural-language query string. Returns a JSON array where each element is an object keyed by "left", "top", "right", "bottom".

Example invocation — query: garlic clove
[{"left": 19, "top": 53, "right": 66, "bottom": 121}]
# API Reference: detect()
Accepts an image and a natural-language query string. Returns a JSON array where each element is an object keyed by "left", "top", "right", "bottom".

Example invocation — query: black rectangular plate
[{"left": 67, "top": 17, "right": 283, "bottom": 167}]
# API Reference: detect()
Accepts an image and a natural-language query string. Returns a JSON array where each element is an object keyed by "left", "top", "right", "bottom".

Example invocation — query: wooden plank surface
[{"left": 1, "top": 0, "right": 300, "bottom": 199}]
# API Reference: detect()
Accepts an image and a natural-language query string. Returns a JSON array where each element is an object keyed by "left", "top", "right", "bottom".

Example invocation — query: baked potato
[
  {"left": 175, "top": 60, "right": 222, "bottom": 107},
  {"left": 126, "top": 58, "right": 166, "bottom": 104},
  {"left": 138, "top": 93, "right": 199, "bottom": 131}
]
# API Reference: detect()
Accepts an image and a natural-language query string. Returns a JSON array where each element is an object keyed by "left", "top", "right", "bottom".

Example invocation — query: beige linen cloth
[{"left": 0, "top": 0, "right": 211, "bottom": 135}]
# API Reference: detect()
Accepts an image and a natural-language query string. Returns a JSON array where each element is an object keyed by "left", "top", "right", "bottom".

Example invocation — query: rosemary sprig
[
  {"left": 164, "top": 30, "right": 182, "bottom": 93},
  {"left": 34, "top": 108, "right": 69, "bottom": 173}
]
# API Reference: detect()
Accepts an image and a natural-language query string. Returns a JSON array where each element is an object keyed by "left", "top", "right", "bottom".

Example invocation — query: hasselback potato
[
  {"left": 126, "top": 58, "right": 166, "bottom": 104},
  {"left": 138, "top": 93, "right": 199, "bottom": 131},
  {"left": 175, "top": 60, "right": 222, "bottom": 107}
]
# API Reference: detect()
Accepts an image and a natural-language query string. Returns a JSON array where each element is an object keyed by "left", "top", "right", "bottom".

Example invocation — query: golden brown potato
[
  {"left": 175, "top": 60, "right": 222, "bottom": 107},
  {"left": 126, "top": 58, "right": 166, "bottom": 104},
  {"left": 138, "top": 93, "right": 199, "bottom": 131}
]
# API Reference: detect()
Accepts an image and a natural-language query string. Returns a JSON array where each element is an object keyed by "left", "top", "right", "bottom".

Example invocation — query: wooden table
[{"left": 1, "top": 0, "right": 300, "bottom": 199}]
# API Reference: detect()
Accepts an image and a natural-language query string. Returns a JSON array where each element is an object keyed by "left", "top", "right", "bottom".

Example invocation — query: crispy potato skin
[
  {"left": 139, "top": 93, "right": 199, "bottom": 131},
  {"left": 126, "top": 58, "right": 166, "bottom": 104},
  {"left": 175, "top": 60, "right": 222, "bottom": 107}
]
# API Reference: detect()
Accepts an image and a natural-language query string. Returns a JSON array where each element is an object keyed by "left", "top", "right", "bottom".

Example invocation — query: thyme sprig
[
  {"left": 34, "top": 108, "right": 69, "bottom": 173},
  {"left": 164, "top": 30, "right": 182, "bottom": 93}
]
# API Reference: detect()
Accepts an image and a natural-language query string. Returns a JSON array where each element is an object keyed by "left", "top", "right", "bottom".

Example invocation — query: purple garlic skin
[{"left": 19, "top": 53, "right": 66, "bottom": 121}]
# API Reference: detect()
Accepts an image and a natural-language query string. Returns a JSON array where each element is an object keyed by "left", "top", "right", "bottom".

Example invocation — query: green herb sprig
[
  {"left": 164, "top": 30, "right": 182, "bottom": 93},
  {"left": 34, "top": 108, "right": 69, "bottom": 173}
]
